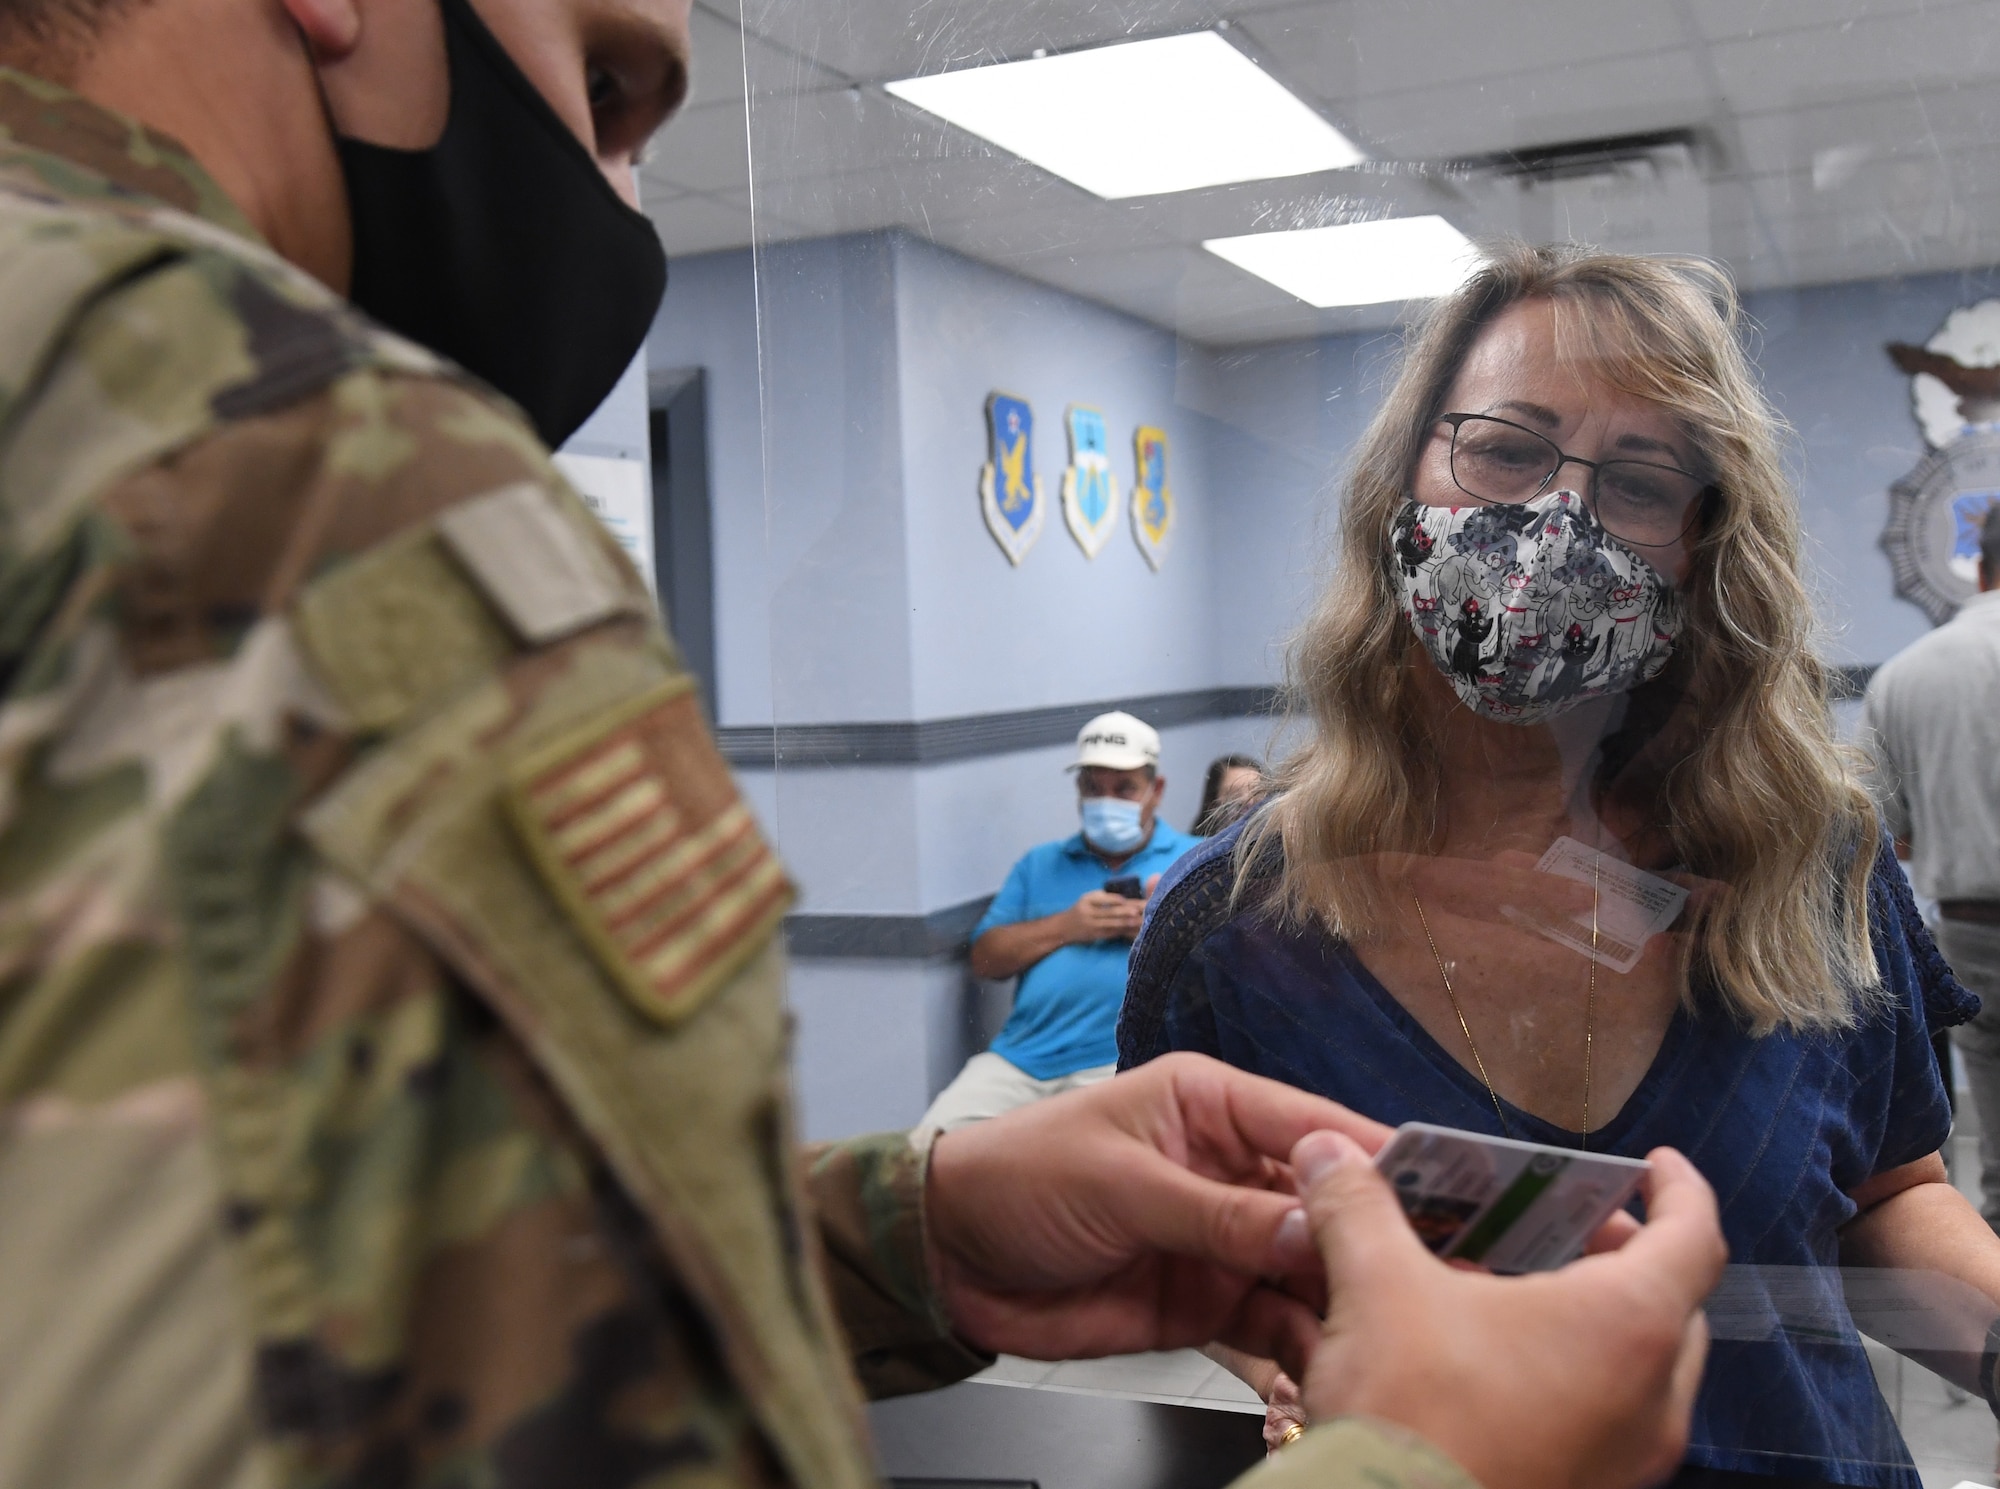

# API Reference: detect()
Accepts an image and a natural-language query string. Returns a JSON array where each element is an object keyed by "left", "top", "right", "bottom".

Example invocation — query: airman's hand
[
  {"left": 926, "top": 1053, "right": 1390, "bottom": 1366},
  {"left": 1293, "top": 1131, "right": 1724, "bottom": 1489}
]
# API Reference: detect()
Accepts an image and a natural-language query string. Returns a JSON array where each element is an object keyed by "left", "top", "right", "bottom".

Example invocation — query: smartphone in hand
[
  {"left": 1374, "top": 1121, "right": 1648, "bottom": 1274},
  {"left": 1103, "top": 875, "right": 1145, "bottom": 899}
]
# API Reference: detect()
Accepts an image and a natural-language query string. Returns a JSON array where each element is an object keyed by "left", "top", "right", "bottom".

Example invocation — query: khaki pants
[
  {"left": 1938, "top": 917, "right": 2000, "bottom": 1234},
  {"left": 913, "top": 1052, "right": 1116, "bottom": 1142}
]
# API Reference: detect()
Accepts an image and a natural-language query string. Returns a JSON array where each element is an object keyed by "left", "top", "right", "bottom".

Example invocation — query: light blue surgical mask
[{"left": 1081, "top": 796, "right": 1146, "bottom": 854}]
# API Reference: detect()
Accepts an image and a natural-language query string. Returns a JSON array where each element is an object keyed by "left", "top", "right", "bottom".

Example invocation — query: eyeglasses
[{"left": 1437, "top": 413, "right": 1713, "bottom": 548}]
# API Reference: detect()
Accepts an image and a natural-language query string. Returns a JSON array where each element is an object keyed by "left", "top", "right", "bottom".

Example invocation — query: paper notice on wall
[{"left": 553, "top": 451, "right": 655, "bottom": 595}]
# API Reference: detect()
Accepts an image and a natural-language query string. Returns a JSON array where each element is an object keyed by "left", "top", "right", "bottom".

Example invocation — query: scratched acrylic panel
[{"left": 637, "top": 0, "right": 2000, "bottom": 1479}]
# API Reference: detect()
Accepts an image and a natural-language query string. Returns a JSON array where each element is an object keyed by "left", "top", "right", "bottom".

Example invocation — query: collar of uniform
[
  {"left": 0, "top": 68, "right": 262, "bottom": 243},
  {"left": 1961, "top": 588, "right": 2000, "bottom": 615}
]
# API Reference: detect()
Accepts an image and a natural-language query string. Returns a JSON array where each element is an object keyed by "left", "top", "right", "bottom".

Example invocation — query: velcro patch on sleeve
[
  {"left": 294, "top": 529, "right": 515, "bottom": 732},
  {"left": 504, "top": 678, "right": 794, "bottom": 1027},
  {"left": 437, "top": 482, "right": 643, "bottom": 645}
]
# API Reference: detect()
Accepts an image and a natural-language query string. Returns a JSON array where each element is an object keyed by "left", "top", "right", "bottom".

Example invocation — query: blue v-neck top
[{"left": 1118, "top": 822, "right": 1980, "bottom": 1488}]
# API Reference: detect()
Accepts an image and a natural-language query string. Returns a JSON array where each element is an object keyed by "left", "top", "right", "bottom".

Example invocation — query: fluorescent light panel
[
  {"left": 1203, "top": 217, "right": 1483, "bottom": 308},
  {"left": 884, "top": 32, "right": 1363, "bottom": 200}
]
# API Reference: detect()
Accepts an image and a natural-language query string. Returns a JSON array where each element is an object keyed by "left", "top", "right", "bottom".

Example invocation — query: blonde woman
[{"left": 1120, "top": 244, "right": 2000, "bottom": 1488}]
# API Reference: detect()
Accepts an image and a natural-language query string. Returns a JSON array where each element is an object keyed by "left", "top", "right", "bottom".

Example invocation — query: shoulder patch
[
  {"left": 437, "top": 482, "right": 643, "bottom": 646},
  {"left": 505, "top": 679, "right": 792, "bottom": 1027},
  {"left": 294, "top": 527, "right": 514, "bottom": 732}
]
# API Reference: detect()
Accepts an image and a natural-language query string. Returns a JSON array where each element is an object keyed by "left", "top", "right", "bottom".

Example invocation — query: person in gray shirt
[{"left": 1864, "top": 502, "right": 2000, "bottom": 1232}]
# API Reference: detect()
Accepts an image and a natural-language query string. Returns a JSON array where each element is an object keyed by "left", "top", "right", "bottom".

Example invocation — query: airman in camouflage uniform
[
  {"left": 0, "top": 19, "right": 1730, "bottom": 1489},
  {"left": 0, "top": 65, "right": 1489, "bottom": 1489}
]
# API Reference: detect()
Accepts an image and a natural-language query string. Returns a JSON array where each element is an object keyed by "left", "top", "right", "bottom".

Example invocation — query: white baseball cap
[{"left": 1070, "top": 711, "right": 1161, "bottom": 772}]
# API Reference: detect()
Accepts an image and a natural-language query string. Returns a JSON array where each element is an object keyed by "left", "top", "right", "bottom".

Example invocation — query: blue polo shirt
[{"left": 974, "top": 823, "right": 1200, "bottom": 1080}]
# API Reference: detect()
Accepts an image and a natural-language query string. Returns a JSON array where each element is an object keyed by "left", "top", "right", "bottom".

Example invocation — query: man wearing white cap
[{"left": 916, "top": 712, "right": 1199, "bottom": 1137}]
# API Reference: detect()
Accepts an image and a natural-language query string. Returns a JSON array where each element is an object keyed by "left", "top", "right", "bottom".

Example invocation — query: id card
[
  {"left": 1501, "top": 836, "right": 1690, "bottom": 974},
  {"left": 1375, "top": 1121, "right": 1649, "bottom": 1274}
]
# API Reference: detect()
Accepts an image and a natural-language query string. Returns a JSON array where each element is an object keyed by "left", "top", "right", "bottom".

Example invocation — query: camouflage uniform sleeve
[
  {"left": 1236, "top": 1419, "right": 1484, "bottom": 1489},
  {"left": 805, "top": 1132, "right": 994, "bottom": 1397},
  {"left": 0, "top": 225, "right": 880, "bottom": 1482}
]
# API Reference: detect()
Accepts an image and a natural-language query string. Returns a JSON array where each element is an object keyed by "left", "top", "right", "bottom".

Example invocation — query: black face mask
[{"left": 333, "top": 0, "right": 668, "bottom": 447}]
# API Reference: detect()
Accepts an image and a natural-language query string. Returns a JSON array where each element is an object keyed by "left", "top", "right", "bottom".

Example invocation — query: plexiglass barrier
[{"left": 639, "top": 0, "right": 2000, "bottom": 1479}]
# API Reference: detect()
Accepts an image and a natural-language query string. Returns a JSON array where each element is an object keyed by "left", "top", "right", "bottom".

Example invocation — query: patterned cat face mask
[{"left": 1391, "top": 489, "right": 1682, "bottom": 724}]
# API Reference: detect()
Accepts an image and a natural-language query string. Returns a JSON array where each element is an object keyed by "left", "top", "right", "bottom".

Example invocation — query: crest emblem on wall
[
  {"left": 1061, "top": 405, "right": 1121, "bottom": 558},
  {"left": 1131, "top": 425, "right": 1175, "bottom": 571},
  {"left": 980, "top": 391, "right": 1045, "bottom": 566},
  {"left": 1882, "top": 320, "right": 2000, "bottom": 625}
]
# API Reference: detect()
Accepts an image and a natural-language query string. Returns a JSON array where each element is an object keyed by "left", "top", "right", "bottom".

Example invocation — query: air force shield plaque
[
  {"left": 1884, "top": 334, "right": 2000, "bottom": 624},
  {"left": 980, "top": 391, "right": 1046, "bottom": 566},
  {"left": 1131, "top": 425, "right": 1174, "bottom": 571},
  {"left": 1061, "top": 405, "right": 1121, "bottom": 558},
  {"left": 1882, "top": 434, "right": 2000, "bottom": 625}
]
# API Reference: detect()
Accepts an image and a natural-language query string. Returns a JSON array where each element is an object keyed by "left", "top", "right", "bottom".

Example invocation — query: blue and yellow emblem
[
  {"left": 1131, "top": 424, "right": 1175, "bottom": 571},
  {"left": 1061, "top": 405, "right": 1121, "bottom": 559},
  {"left": 1883, "top": 326, "right": 2000, "bottom": 624},
  {"left": 980, "top": 391, "right": 1046, "bottom": 565}
]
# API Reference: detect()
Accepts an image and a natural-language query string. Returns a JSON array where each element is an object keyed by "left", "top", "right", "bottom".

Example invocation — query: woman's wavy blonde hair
[{"left": 1246, "top": 241, "right": 1881, "bottom": 1035}]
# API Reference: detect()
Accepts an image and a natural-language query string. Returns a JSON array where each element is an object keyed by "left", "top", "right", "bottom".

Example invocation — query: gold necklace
[{"left": 1411, "top": 846, "right": 1603, "bottom": 1149}]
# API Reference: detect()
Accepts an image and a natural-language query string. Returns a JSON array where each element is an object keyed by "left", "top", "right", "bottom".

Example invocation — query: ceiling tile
[
  {"left": 739, "top": 0, "right": 1241, "bottom": 85},
  {"left": 1731, "top": 87, "right": 2000, "bottom": 177},
  {"left": 1743, "top": 158, "right": 2000, "bottom": 257},
  {"left": 649, "top": 192, "right": 764, "bottom": 256},
  {"left": 1707, "top": 5, "right": 2000, "bottom": 104},
  {"left": 742, "top": 87, "right": 1017, "bottom": 185},
  {"left": 647, "top": 0, "right": 2000, "bottom": 348},
  {"left": 1686, "top": 0, "right": 1991, "bottom": 43},
  {"left": 752, "top": 154, "right": 1088, "bottom": 236},
  {"left": 1238, "top": 0, "right": 1688, "bottom": 111},
  {"left": 1339, "top": 49, "right": 1711, "bottom": 160},
  {"left": 645, "top": 101, "right": 751, "bottom": 195},
  {"left": 684, "top": 6, "right": 749, "bottom": 108},
  {"left": 919, "top": 198, "right": 1184, "bottom": 265}
]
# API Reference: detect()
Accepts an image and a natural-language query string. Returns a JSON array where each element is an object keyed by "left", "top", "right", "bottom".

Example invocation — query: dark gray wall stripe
[
  {"left": 779, "top": 667, "right": 1879, "bottom": 961},
  {"left": 785, "top": 897, "right": 994, "bottom": 960},
  {"left": 718, "top": 686, "right": 1282, "bottom": 768},
  {"left": 724, "top": 666, "right": 1880, "bottom": 769}
]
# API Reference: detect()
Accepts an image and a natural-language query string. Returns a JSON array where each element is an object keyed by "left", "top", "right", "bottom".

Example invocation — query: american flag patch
[{"left": 505, "top": 679, "right": 792, "bottom": 1026}]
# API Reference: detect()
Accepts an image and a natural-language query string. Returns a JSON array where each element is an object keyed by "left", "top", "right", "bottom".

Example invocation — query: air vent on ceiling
[{"left": 1448, "top": 127, "right": 1708, "bottom": 183}]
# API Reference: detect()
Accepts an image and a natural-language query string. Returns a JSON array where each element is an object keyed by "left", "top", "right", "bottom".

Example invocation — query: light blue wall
[
  {"left": 655, "top": 243, "right": 2000, "bottom": 736},
  {"left": 757, "top": 235, "right": 915, "bottom": 725},
  {"left": 892, "top": 236, "right": 1224, "bottom": 716},
  {"left": 1180, "top": 334, "right": 1405, "bottom": 687},
  {"left": 646, "top": 237, "right": 917, "bottom": 728},
  {"left": 645, "top": 249, "right": 770, "bottom": 726}
]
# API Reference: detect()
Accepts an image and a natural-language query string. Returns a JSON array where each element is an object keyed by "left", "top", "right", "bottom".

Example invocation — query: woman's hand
[
  {"left": 1261, "top": 1368, "right": 1307, "bottom": 1454},
  {"left": 1200, "top": 1344, "right": 1307, "bottom": 1455}
]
